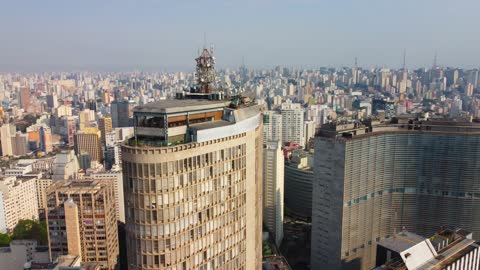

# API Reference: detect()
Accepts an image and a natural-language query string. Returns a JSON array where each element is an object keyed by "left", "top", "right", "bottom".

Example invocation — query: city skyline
[{"left": 1, "top": 0, "right": 479, "bottom": 72}]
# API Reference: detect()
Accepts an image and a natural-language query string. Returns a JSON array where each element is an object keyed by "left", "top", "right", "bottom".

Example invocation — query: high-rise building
[
  {"left": 46, "top": 180, "right": 119, "bottom": 269},
  {"left": 284, "top": 150, "right": 313, "bottom": 219},
  {"left": 263, "top": 111, "right": 282, "bottom": 143},
  {"left": 280, "top": 100, "right": 304, "bottom": 147},
  {"left": 36, "top": 177, "right": 52, "bottom": 219},
  {"left": 312, "top": 119, "right": 480, "bottom": 270},
  {"left": 0, "top": 124, "right": 15, "bottom": 156},
  {"left": 111, "top": 100, "right": 135, "bottom": 128},
  {"left": 121, "top": 96, "right": 263, "bottom": 269},
  {"left": 12, "top": 131, "right": 28, "bottom": 156},
  {"left": 263, "top": 141, "right": 284, "bottom": 247},
  {"left": 88, "top": 171, "right": 125, "bottom": 223},
  {"left": 19, "top": 87, "right": 31, "bottom": 112},
  {"left": 74, "top": 127, "right": 102, "bottom": 163},
  {"left": 98, "top": 117, "right": 113, "bottom": 146},
  {"left": 65, "top": 116, "right": 76, "bottom": 147},
  {"left": 0, "top": 176, "right": 39, "bottom": 233},
  {"left": 39, "top": 126, "right": 53, "bottom": 153},
  {"left": 46, "top": 94, "right": 59, "bottom": 110},
  {"left": 78, "top": 109, "right": 96, "bottom": 131}
]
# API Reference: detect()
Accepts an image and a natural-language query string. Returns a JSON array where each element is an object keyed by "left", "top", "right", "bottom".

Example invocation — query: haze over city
[
  {"left": 1, "top": 1, "right": 480, "bottom": 270},
  {"left": 1, "top": 0, "right": 479, "bottom": 71}
]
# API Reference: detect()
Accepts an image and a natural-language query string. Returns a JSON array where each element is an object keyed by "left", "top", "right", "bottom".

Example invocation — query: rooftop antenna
[
  {"left": 403, "top": 49, "right": 406, "bottom": 70},
  {"left": 354, "top": 57, "right": 358, "bottom": 68},
  {"left": 433, "top": 51, "right": 438, "bottom": 69}
]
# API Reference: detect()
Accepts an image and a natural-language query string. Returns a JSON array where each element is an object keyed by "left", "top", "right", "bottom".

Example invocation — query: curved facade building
[
  {"left": 312, "top": 120, "right": 480, "bottom": 270},
  {"left": 122, "top": 99, "right": 263, "bottom": 270},
  {"left": 284, "top": 158, "right": 313, "bottom": 219}
]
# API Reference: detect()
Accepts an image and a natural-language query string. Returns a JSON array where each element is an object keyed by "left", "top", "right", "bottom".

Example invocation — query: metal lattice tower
[{"left": 195, "top": 46, "right": 217, "bottom": 93}]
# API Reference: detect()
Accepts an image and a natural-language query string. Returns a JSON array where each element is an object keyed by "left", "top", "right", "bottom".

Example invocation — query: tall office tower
[
  {"left": 0, "top": 176, "right": 39, "bottom": 233},
  {"left": 98, "top": 117, "right": 113, "bottom": 145},
  {"left": 263, "top": 111, "right": 282, "bottom": 143},
  {"left": 36, "top": 177, "right": 52, "bottom": 219},
  {"left": 121, "top": 73, "right": 263, "bottom": 268},
  {"left": 12, "top": 131, "right": 28, "bottom": 156},
  {"left": 46, "top": 180, "right": 119, "bottom": 269},
  {"left": 46, "top": 94, "right": 59, "bottom": 110},
  {"left": 78, "top": 109, "right": 95, "bottom": 130},
  {"left": 284, "top": 150, "right": 313, "bottom": 219},
  {"left": 39, "top": 126, "right": 53, "bottom": 153},
  {"left": 89, "top": 171, "right": 125, "bottom": 223},
  {"left": 263, "top": 141, "right": 284, "bottom": 247},
  {"left": 303, "top": 120, "right": 316, "bottom": 149},
  {"left": 312, "top": 119, "right": 480, "bottom": 270},
  {"left": 19, "top": 87, "right": 31, "bottom": 111},
  {"left": 111, "top": 100, "right": 135, "bottom": 128},
  {"left": 65, "top": 116, "right": 76, "bottom": 147},
  {"left": 280, "top": 100, "right": 304, "bottom": 147},
  {"left": 74, "top": 127, "right": 103, "bottom": 163},
  {"left": 0, "top": 124, "right": 15, "bottom": 156}
]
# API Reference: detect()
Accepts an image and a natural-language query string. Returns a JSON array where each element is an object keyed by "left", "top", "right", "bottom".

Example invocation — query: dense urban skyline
[{"left": 1, "top": 0, "right": 479, "bottom": 71}]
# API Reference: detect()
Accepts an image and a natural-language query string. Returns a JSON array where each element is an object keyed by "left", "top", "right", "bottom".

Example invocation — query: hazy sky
[{"left": 0, "top": 0, "right": 479, "bottom": 71}]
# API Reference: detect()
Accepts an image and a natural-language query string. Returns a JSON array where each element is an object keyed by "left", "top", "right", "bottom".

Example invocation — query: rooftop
[
  {"left": 378, "top": 231, "right": 425, "bottom": 253},
  {"left": 376, "top": 229, "right": 478, "bottom": 270},
  {"left": 134, "top": 99, "right": 229, "bottom": 114}
]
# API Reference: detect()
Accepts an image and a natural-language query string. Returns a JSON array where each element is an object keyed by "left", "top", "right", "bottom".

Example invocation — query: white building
[
  {"left": 263, "top": 111, "right": 283, "bottom": 144},
  {"left": 0, "top": 176, "right": 39, "bottom": 233},
  {"left": 0, "top": 124, "right": 15, "bottom": 156},
  {"left": 281, "top": 100, "right": 304, "bottom": 147},
  {"left": 263, "top": 141, "right": 284, "bottom": 247},
  {"left": 52, "top": 150, "right": 79, "bottom": 181}
]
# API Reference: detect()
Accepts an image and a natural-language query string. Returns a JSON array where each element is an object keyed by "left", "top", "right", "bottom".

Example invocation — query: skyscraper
[
  {"left": 263, "top": 141, "right": 284, "bottom": 247},
  {"left": 74, "top": 127, "right": 103, "bottom": 163},
  {"left": 46, "top": 180, "right": 119, "bottom": 269},
  {"left": 19, "top": 87, "right": 31, "bottom": 111},
  {"left": 99, "top": 117, "right": 113, "bottom": 146},
  {"left": 263, "top": 111, "right": 282, "bottom": 143},
  {"left": 312, "top": 119, "right": 480, "bottom": 270},
  {"left": 111, "top": 100, "right": 135, "bottom": 128},
  {"left": 280, "top": 100, "right": 304, "bottom": 147},
  {"left": 121, "top": 47, "right": 263, "bottom": 270},
  {"left": 0, "top": 124, "right": 15, "bottom": 156}
]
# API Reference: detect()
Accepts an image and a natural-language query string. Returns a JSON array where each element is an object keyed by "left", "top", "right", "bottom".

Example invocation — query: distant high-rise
[
  {"left": 98, "top": 116, "right": 113, "bottom": 145},
  {"left": 111, "top": 100, "right": 135, "bottom": 128},
  {"left": 263, "top": 141, "right": 284, "bottom": 247},
  {"left": 263, "top": 111, "right": 282, "bottom": 143},
  {"left": 19, "top": 87, "right": 31, "bottom": 112},
  {"left": 46, "top": 94, "right": 59, "bottom": 110},
  {"left": 312, "top": 119, "right": 480, "bottom": 270},
  {"left": 46, "top": 180, "right": 119, "bottom": 269},
  {"left": 0, "top": 124, "right": 15, "bottom": 156},
  {"left": 74, "top": 127, "right": 102, "bottom": 163},
  {"left": 280, "top": 100, "right": 304, "bottom": 147}
]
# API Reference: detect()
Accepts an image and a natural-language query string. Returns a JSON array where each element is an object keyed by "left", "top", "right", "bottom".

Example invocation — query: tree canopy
[{"left": 12, "top": 220, "right": 48, "bottom": 245}]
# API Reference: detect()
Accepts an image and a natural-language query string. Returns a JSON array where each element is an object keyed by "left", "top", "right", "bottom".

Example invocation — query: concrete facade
[
  {"left": 263, "top": 141, "right": 284, "bottom": 247},
  {"left": 312, "top": 121, "right": 480, "bottom": 270}
]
